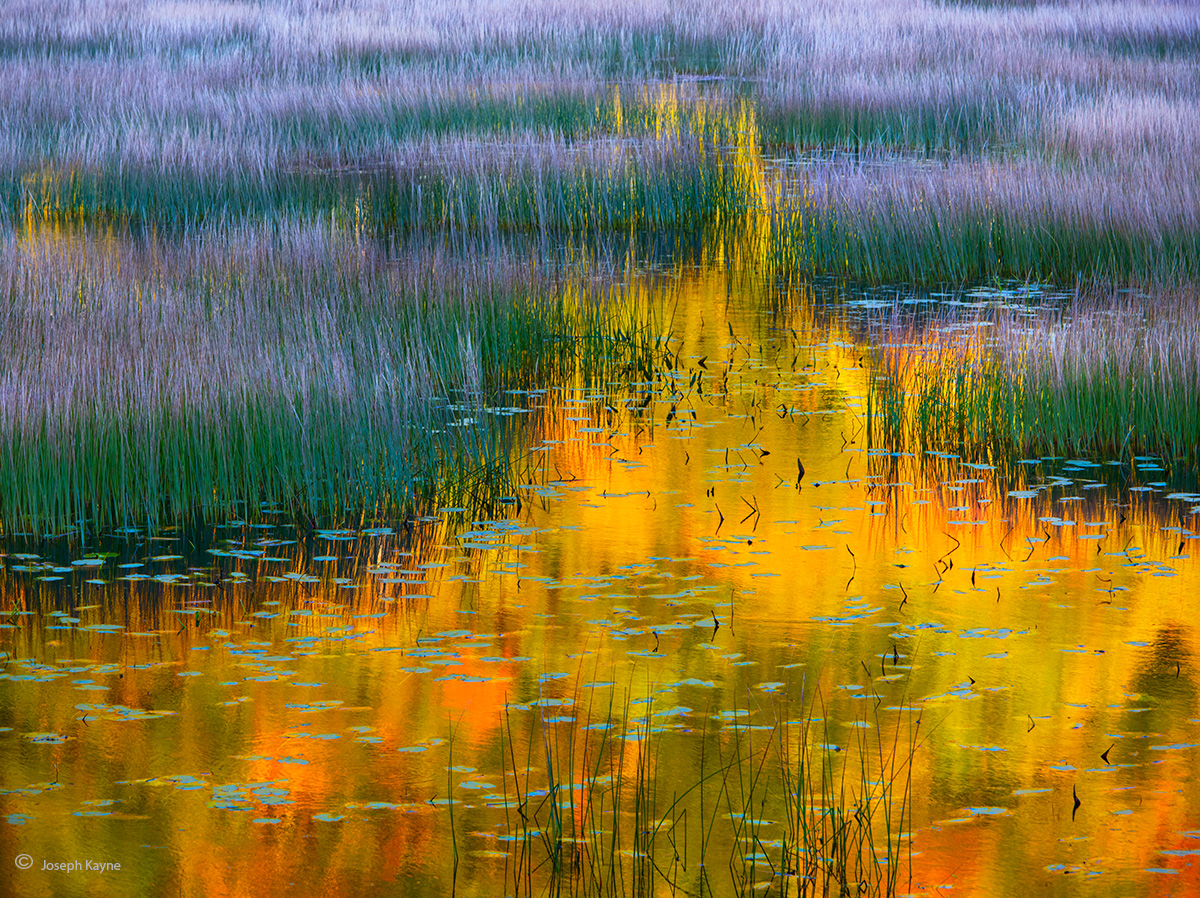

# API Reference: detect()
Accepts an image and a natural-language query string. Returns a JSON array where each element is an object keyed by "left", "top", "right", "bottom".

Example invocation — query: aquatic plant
[
  {"left": 0, "top": 226, "right": 664, "bottom": 532},
  {"left": 866, "top": 288, "right": 1200, "bottom": 467},
  {"left": 486, "top": 683, "right": 915, "bottom": 897},
  {"left": 2, "top": 0, "right": 1197, "bottom": 283},
  {"left": 767, "top": 153, "right": 1200, "bottom": 285}
]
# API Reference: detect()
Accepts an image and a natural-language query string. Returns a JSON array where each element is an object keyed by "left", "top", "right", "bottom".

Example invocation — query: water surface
[{"left": 2, "top": 265, "right": 1199, "bottom": 897}]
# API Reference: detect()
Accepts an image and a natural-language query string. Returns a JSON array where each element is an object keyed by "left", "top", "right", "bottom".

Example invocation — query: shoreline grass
[
  {"left": 0, "top": 225, "right": 664, "bottom": 533},
  {"left": 865, "top": 288, "right": 1200, "bottom": 467}
]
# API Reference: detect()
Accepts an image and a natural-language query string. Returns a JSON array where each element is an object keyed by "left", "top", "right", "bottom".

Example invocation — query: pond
[{"left": 2, "top": 262, "right": 1198, "bottom": 897}]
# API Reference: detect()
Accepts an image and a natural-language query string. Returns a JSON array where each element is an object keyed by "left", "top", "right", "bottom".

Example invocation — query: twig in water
[
  {"left": 998, "top": 522, "right": 1014, "bottom": 560},
  {"left": 937, "top": 532, "right": 961, "bottom": 569}
]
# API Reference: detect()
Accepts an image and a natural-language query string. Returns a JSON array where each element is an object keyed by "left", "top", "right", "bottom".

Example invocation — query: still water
[{"left": 2, "top": 265, "right": 1198, "bottom": 897}]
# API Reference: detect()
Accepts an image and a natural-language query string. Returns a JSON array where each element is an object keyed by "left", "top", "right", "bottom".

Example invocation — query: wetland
[
  {"left": 2, "top": 2, "right": 1200, "bottom": 896},
  {"left": 4, "top": 260, "right": 1199, "bottom": 897}
]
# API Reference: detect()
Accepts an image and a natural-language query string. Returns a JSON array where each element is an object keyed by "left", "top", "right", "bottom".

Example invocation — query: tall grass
[
  {"left": 14, "top": 107, "right": 750, "bottom": 237},
  {"left": 1, "top": 1, "right": 1197, "bottom": 283},
  {"left": 0, "top": 225, "right": 663, "bottom": 532},
  {"left": 487, "top": 683, "right": 915, "bottom": 897},
  {"left": 766, "top": 152, "right": 1200, "bottom": 284},
  {"left": 865, "top": 288, "right": 1200, "bottom": 465}
]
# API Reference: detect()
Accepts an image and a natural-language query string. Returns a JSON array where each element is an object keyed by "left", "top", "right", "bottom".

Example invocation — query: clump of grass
[
  {"left": 765, "top": 151, "right": 1200, "bottom": 285},
  {"left": 0, "top": 225, "right": 664, "bottom": 533},
  {"left": 484, "top": 682, "right": 915, "bottom": 897},
  {"left": 11, "top": 87, "right": 754, "bottom": 237},
  {"left": 866, "top": 289, "right": 1200, "bottom": 466}
]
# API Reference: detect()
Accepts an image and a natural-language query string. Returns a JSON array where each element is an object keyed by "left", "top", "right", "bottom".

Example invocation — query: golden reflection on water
[{"left": 2, "top": 264, "right": 1199, "bottom": 897}]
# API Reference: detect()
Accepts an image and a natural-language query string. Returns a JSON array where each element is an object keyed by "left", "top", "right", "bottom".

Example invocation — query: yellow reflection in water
[{"left": 1, "top": 263, "right": 1199, "bottom": 897}]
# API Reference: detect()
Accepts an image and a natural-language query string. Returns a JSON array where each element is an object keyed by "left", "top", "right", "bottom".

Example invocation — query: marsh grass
[
  {"left": 0, "top": 0, "right": 1197, "bottom": 532},
  {"left": 12, "top": 85, "right": 752, "bottom": 239},
  {"left": 16, "top": 124, "right": 746, "bottom": 239},
  {"left": 0, "top": 226, "right": 664, "bottom": 532},
  {"left": 766, "top": 153, "right": 1200, "bottom": 285},
  {"left": 3, "top": 1, "right": 1198, "bottom": 284},
  {"left": 866, "top": 289, "right": 1200, "bottom": 467},
  {"left": 488, "top": 683, "right": 915, "bottom": 897}
]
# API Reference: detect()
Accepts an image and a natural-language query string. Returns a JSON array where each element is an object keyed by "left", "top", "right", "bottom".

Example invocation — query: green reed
[
  {"left": 0, "top": 227, "right": 664, "bottom": 533},
  {"left": 6, "top": 2, "right": 1199, "bottom": 286},
  {"left": 768, "top": 182, "right": 1200, "bottom": 287},
  {"left": 866, "top": 291, "right": 1200, "bottom": 467},
  {"left": 487, "top": 682, "right": 914, "bottom": 897},
  {"left": 10, "top": 86, "right": 751, "bottom": 238}
]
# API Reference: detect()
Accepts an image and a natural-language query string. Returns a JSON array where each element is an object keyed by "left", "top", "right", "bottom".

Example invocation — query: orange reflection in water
[{"left": 1, "top": 265, "right": 1199, "bottom": 897}]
